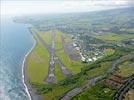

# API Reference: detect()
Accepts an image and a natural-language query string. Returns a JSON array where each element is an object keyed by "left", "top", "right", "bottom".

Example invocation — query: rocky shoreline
[{"left": 23, "top": 29, "right": 43, "bottom": 100}]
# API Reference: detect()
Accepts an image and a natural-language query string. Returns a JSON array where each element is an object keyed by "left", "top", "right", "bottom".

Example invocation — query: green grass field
[
  {"left": 104, "top": 49, "right": 115, "bottom": 56},
  {"left": 55, "top": 31, "right": 63, "bottom": 50},
  {"left": 86, "top": 61, "right": 112, "bottom": 77},
  {"left": 116, "top": 61, "right": 134, "bottom": 77},
  {"left": 27, "top": 29, "right": 50, "bottom": 84},
  {"left": 55, "top": 63, "right": 66, "bottom": 80},
  {"left": 32, "top": 28, "right": 52, "bottom": 45},
  {"left": 54, "top": 31, "right": 85, "bottom": 74},
  {"left": 72, "top": 62, "right": 116, "bottom": 100},
  {"left": 72, "top": 81, "right": 116, "bottom": 100},
  {"left": 54, "top": 31, "right": 72, "bottom": 50},
  {"left": 120, "top": 28, "right": 134, "bottom": 34},
  {"left": 96, "top": 33, "right": 134, "bottom": 42},
  {"left": 56, "top": 49, "right": 85, "bottom": 74}
]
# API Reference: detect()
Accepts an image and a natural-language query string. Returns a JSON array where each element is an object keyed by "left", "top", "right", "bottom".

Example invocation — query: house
[
  {"left": 88, "top": 58, "right": 93, "bottom": 62},
  {"left": 92, "top": 57, "right": 97, "bottom": 61}
]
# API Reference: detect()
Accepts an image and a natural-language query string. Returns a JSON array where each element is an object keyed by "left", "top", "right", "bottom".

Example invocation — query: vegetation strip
[
  {"left": 60, "top": 76, "right": 103, "bottom": 100},
  {"left": 27, "top": 29, "right": 50, "bottom": 84},
  {"left": 60, "top": 52, "right": 134, "bottom": 99}
]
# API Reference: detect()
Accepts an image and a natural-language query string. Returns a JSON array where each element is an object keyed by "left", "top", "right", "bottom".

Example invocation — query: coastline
[{"left": 22, "top": 28, "right": 42, "bottom": 100}]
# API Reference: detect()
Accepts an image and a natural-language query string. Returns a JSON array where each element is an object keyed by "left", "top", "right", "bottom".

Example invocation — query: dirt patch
[
  {"left": 64, "top": 43, "right": 81, "bottom": 61},
  {"left": 61, "top": 35, "right": 81, "bottom": 61},
  {"left": 124, "top": 89, "right": 134, "bottom": 100},
  {"left": 30, "top": 52, "right": 44, "bottom": 63}
]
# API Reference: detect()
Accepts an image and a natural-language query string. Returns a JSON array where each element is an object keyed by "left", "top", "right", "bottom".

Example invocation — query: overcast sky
[{"left": 1, "top": 0, "right": 134, "bottom": 16}]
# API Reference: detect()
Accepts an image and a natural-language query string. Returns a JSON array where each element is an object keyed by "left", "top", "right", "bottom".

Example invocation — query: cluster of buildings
[{"left": 72, "top": 42, "right": 103, "bottom": 63}]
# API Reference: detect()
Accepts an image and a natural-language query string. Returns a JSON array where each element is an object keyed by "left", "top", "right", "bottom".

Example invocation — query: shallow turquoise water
[{"left": 0, "top": 16, "right": 34, "bottom": 100}]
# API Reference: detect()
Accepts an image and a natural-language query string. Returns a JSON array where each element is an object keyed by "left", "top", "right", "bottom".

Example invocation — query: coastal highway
[
  {"left": 61, "top": 76, "right": 103, "bottom": 100},
  {"left": 114, "top": 74, "right": 134, "bottom": 100}
]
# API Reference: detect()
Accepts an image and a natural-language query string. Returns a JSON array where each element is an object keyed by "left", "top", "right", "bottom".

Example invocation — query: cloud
[{"left": 1, "top": 0, "right": 133, "bottom": 16}]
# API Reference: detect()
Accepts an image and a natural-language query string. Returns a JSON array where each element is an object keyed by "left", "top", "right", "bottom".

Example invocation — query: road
[
  {"left": 60, "top": 76, "right": 103, "bottom": 100},
  {"left": 107, "top": 52, "right": 134, "bottom": 75},
  {"left": 114, "top": 74, "right": 134, "bottom": 100}
]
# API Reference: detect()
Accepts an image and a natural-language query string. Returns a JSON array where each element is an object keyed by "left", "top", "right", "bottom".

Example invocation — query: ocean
[{"left": 0, "top": 16, "right": 34, "bottom": 100}]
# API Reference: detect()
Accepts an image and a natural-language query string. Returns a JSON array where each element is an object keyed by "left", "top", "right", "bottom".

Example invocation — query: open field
[
  {"left": 55, "top": 63, "right": 66, "bottom": 81},
  {"left": 120, "top": 29, "right": 134, "bottom": 34},
  {"left": 96, "top": 33, "right": 134, "bottom": 42},
  {"left": 56, "top": 49, "right": 84, "bottom": 74},
  {"left": 104, "top": 49, "right": 115, "bottom": 56},
  {"left": 54, "top": 31, "right": 73, "bottom": 50},
  {"left": 32, "top": 29, "right": 52, "bottom": 45},
  {"left": 86, "top": 61, "right": 112, "bottom": 77},
  {"left": 55, "top": 31, "right": 63, "bottom": 50},
  {"left": 26, "top": 29, "right": 50, "bottom": 84},
  {"left": 116, "top": 61, "right": 134, "bottom": 77},
  {"left": 72, "top": 81, "right": 117, "bottom": 100}
]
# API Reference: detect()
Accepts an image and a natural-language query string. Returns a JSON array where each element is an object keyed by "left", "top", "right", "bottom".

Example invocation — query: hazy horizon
[{"left": 1, "top": 0, "right": 134, "bottom": 16}]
